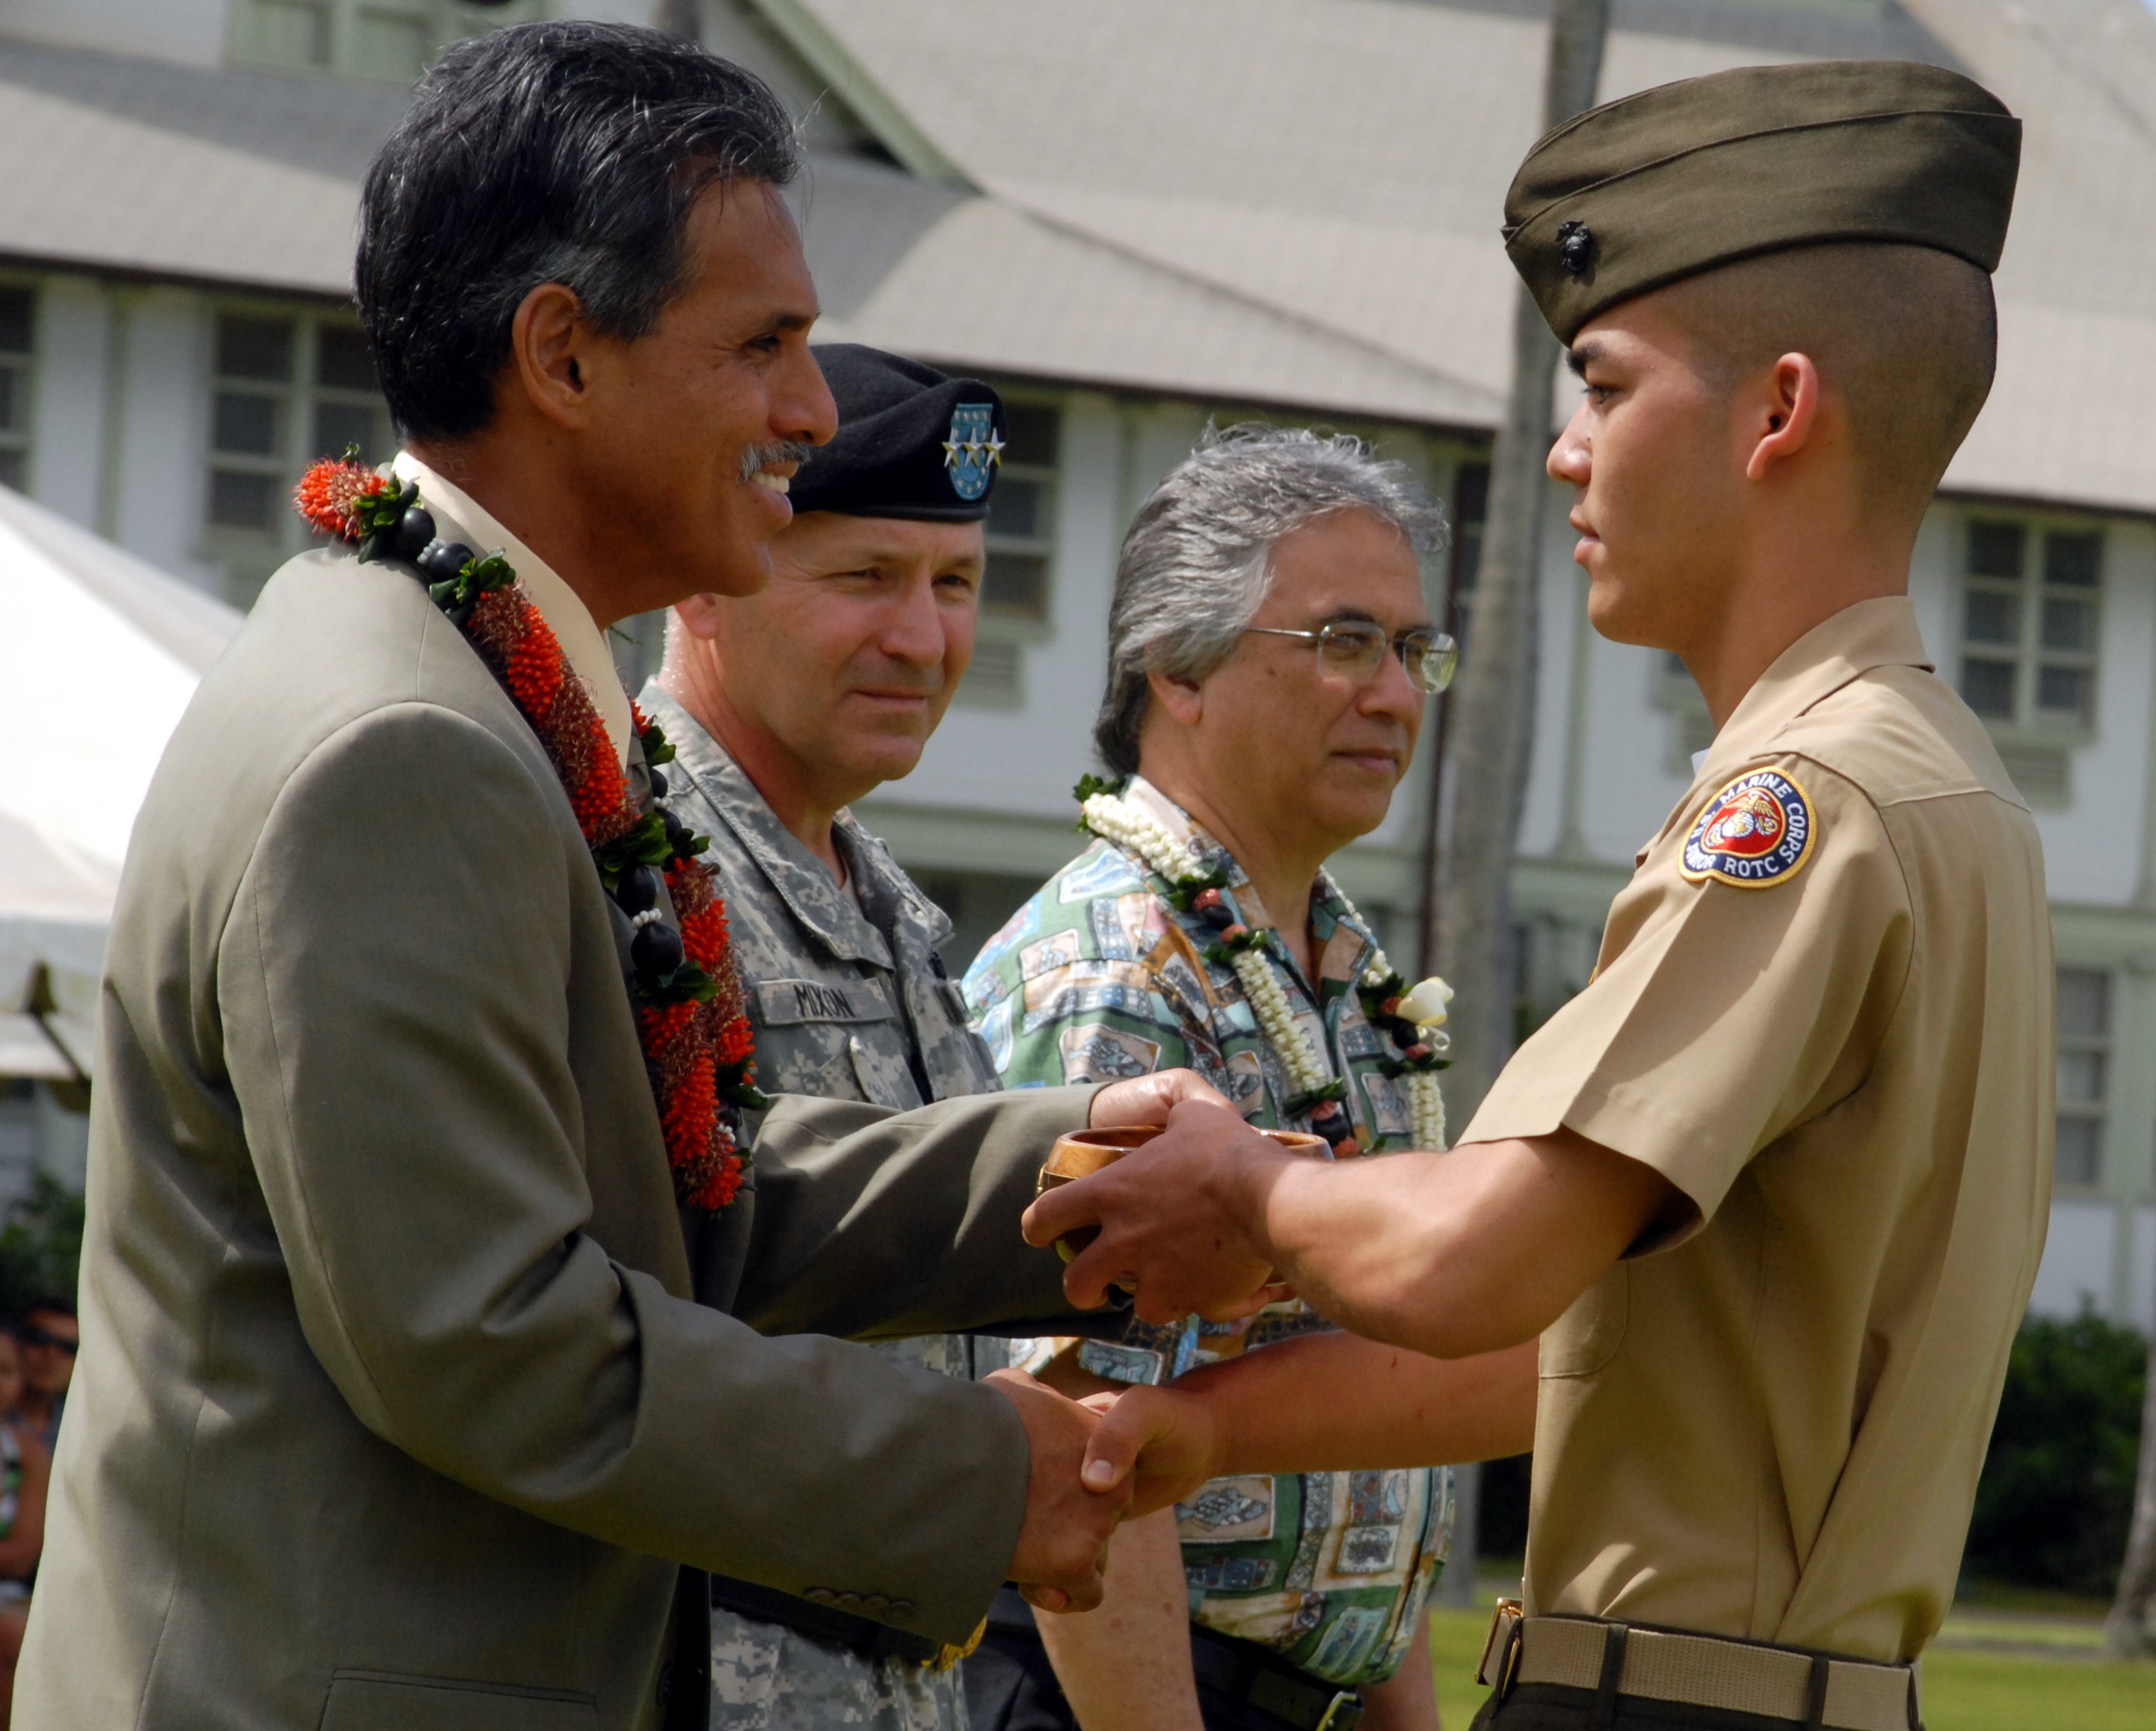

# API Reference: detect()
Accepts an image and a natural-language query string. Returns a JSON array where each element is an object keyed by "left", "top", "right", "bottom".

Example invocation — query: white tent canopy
[{"left": 0, "top": 484, "right": 239, "bottom": 1079}]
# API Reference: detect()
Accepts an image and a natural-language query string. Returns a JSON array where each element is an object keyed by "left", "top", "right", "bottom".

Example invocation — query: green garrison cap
[{"left": 1503, "top": 60, "right": 2021, "bottom": 342}]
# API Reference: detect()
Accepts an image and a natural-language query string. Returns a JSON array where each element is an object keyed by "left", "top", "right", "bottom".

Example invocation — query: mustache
[{"left": 740, "top": 440, "right": 814, "bottom": 481}]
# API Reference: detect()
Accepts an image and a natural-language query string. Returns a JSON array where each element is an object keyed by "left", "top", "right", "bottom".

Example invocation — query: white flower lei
[
  {"left": 1080, "top": 788, "right": 1449, "bottom": 1151},
  {"left": 1359, "top": 946, "right": 1450, "bottom": 1153}
]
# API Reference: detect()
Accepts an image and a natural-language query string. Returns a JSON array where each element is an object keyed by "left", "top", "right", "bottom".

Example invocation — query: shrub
[
  {"left": 0, "top": 1172, "right": 83, "bottom": 1320},
  {"left": 1964, "top": 1311, "right": 2147, "bottom": 1596}
]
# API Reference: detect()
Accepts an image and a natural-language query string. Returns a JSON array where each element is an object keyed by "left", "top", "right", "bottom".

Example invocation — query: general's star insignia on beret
[
  {"left": 943, "top": 402, "right": 1004, "bottom": 501},
  {"left": 1681, "top": 769, "right": 1815, "bottom": 889}
]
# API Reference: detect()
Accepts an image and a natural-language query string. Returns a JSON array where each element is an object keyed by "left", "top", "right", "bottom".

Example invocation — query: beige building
[{"left": 0, "top": 0, "right": 2152, "bottom": 1330}]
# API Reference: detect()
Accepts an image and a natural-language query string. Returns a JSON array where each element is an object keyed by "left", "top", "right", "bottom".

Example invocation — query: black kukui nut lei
[
  {"left": 417, "top": 538, "right": 473, "bottom": 584},
  {"left": 615, "top": 862, "right": 662, "bottom": 916},
  {"left": 647, "top": 766, "right": 668, "bottom": 800},
  {"left": 1308, "top": 1099, "right": 1354, "bottom": 1147},
  {"left": 391, "top": 504, "right": 436, "bottom": 561},
  {"left": 631, "top": 921, "right": 685, "bottom": 979}
]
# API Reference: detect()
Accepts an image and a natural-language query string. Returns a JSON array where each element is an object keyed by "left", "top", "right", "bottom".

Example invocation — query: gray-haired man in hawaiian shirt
[
  {"left": 964, "top": 427, "right": 1459, "bottom": 1731},
  {"left": 641, "top": 344, "right": 1008, "bottom": 1730}
]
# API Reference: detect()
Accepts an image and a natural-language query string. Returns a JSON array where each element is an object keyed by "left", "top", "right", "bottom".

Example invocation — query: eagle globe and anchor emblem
[
  {"left": 942, "top": 402, "right": 1004, "bottom": 502},
  {"left": 1681, "top": 769, "right": 1817, "bottom": 888}
]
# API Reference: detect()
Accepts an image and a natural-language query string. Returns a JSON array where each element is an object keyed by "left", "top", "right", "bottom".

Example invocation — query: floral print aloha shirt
[{"left": 961, "top": 776, "right": 1451, "bottom": 1687}]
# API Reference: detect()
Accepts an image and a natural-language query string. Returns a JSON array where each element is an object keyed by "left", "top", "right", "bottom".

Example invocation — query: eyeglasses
[
  {"left": 1242, "top": 620, "right": 1459, "bottom": 695},
  {"left": 19, "top": 1327, "right": 76, "bottom": 1355}
]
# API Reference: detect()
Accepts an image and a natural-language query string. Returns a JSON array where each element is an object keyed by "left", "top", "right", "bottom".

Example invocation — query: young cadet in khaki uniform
[
  {"left": 1032, "top": 61, "right": 2049, "bottom": 1731},
  {"left": 643, "top": 345, "right": 1009, "bottom": 1731}
]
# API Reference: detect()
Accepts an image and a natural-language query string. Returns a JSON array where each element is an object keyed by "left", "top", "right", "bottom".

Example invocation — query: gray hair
[{"left": 1093, "top": 424, "right": 1448, "bottom": 774}]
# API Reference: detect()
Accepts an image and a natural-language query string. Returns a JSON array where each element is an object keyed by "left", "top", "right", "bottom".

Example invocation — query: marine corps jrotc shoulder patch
[{"left": 1681, "top": 769, "right": 1815, "bottom": 889}]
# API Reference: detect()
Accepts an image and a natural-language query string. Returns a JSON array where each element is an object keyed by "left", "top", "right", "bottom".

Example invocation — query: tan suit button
[
  {"left": 861, "top": 1593, "right": 889, "bottom": 1615},
  {"left": 834, "top": 1591, "right": 863, "bottom": 1611},
  {"left": 887, "top": 1600, "right": 916, "bottom": 1621},
  {"left": 802, "top": 1587, "right": 835, "bottom": 1605}
]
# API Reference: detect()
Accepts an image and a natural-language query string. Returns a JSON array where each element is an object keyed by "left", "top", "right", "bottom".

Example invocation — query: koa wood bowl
[{"left": 1036, "top": 1124, "right": 1327, "bottom": 1261}]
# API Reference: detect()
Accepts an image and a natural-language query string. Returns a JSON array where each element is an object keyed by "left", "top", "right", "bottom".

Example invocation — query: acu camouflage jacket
[{"left": 639, "top": 688, "right": 1002, "bottom": 1386}]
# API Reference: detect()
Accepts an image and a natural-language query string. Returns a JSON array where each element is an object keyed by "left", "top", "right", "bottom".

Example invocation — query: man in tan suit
[{"left": 16, "top": 24, "right": 1208, "bottom": 1730}]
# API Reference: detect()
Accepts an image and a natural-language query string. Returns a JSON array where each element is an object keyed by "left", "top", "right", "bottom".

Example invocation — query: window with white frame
[
  {"left": 958, "top": 396, "right": 1060, "bottom": 707},
  {"left": 206, "top": 310, "right": 392, "bottom": 599},
  {"left": 1958, "top": 516, "right": 2103, "bottom": 731},
  {"left": 982, "top": 400, "right": 1059, "bottom": 623},
  {"left": 230, "top": 1, "right": 550, "bottom": 85},
  {"left": 0, "top": 285, "right": 33, "bottom": 493},
  {"left": 2054, "top": 966, "right": 2110, "bottom": 1189}
]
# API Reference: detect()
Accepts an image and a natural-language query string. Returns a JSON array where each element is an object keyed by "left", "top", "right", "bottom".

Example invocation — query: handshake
[
  {"left": 983, "top": 1068, "right": 1343, "bottom": 1615},
  {"left": 976, "top": 1067, "right": 1562, "bottom": 1613}
]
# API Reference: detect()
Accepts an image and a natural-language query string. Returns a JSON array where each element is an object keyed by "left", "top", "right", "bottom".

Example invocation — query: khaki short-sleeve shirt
[{"left": 1461, "top": 596, "right": 2054, "bottom": 1661}]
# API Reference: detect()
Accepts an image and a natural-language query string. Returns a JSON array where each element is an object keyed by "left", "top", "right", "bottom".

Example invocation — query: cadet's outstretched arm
[
  {"left": 1024, "top": 1102, "right": 1680, "bottom": 1360},
  {"left": 1080, "top": 1331, "right": 1541, "bottom": 1517}
]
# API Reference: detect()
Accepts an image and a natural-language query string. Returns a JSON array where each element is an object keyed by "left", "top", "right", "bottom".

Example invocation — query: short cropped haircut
[
  {"left": 1662, "top": 242, "right": 1997, "bottom": 511},
  {"left": 1094, "top": 425, "right": 1447, "bottom": 776},
  {"left": 357, "top": 21, "right": 798, "bottom": 442}
]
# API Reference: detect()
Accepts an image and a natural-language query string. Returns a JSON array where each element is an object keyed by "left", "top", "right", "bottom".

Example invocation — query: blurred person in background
[
  {"left": 962, "top": 427, "right": 1462, "bottom": 1731},
  {"left": 11, "top": 1302, "right": 73, "bottom": 1457},
  {"left": 0, "top": 1325, "right": 49, "bottom": 1730},
  {"left": 645, "top": 342, "right": 1008, "bottom": 1730}
]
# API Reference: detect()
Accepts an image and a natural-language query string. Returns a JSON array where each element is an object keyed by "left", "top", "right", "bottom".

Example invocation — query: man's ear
[
  {"left": 508, "top": 282, "right": 597, "bottom": 431},
  {"left": 1147, "top": 666, "right": 1205, "bottom": 726},
  {"left": 1744, "top": 351, "right": 1823, "bottom": 482},
  {"left": 671, "top": 592, "right": 726, "bottom": 641}
]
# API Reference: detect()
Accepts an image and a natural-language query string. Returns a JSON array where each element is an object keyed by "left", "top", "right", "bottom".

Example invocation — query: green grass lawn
[
  {"left": 1918, "top": 1647, "right": 2156, "bottom": 1731},
  {"left": 1423, "top": 1607, "right": 2156, "bottom": 1730},
  {"left": 1428, "top": 1605, "right": 1500, "bottom": 1726}
]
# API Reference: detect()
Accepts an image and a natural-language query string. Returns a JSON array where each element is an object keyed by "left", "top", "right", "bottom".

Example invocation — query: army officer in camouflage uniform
[{"left": 643, "top": 344, "right": 1009, "bottom": 1731}]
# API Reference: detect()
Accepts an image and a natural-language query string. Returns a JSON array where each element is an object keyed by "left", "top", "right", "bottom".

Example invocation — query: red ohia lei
[{"left": 295, "top": 457, "right": 752, "bottom": 1208}]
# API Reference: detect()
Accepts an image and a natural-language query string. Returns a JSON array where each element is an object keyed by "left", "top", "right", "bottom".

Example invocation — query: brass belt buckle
[
  {"left": 1314, "top": 1688, "right": 1363, "bottom": 1731},
  {"left": 1477, "top": 1598, "right": 1525, "bottom": 1695}
]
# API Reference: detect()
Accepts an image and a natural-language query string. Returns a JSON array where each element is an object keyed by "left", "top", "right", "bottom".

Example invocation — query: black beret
[
  {"left": 790, "top": 344, "right": 1005, "bottom": 522},
  {"left": 1504, "top": 61, "right": 2021, "bottom": 343}
]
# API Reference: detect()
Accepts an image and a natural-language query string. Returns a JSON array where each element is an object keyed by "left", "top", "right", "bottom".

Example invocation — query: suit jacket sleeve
[
  {"left": 218, "top": 702, "right": 1084, "bottom": 1641},
  {"left": 737, "top": 1088, "right": 1112, "bottom": 1340}
]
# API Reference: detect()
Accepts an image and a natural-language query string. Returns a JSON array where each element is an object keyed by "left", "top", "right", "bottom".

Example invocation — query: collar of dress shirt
[
  {"left": 391, "top": 452, "right": 633, "bottom": 768},
  {"left": 1690, "top": 594, "right": 1932, "bottom": 791},
  {"left": 1118, "top": 773, "right": 1371, "bottom": 990}
]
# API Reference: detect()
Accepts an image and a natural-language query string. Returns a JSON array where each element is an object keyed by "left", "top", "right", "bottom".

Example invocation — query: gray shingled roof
[
  {"left": 2, "top": 4, "right": 2151, "bottom": 512},
  {"left": 0, "top": 35, "right": 401, "bottom": 295},
  {"left": 777, "top": 0, "right": 2156, "bottom": 512}
]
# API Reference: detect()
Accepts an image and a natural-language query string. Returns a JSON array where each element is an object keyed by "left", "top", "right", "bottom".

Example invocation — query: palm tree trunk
[
  {"left": 653, "top": 0, "right": 702, "bottom": 41},
  {"left": 1429, "top": 0, "right": 1609, "bottom": 1609},
  {"left": 1435, "top": 0, "right": 1609, "bottom": 1123},
  {"left": 2106, "top": 1325, "right": 2156, "bottom": 1656}
]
